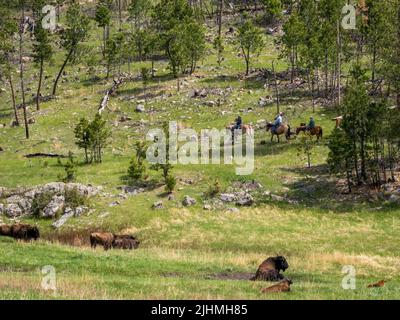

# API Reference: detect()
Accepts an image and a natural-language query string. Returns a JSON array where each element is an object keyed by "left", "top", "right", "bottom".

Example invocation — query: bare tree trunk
[
  {"left": 36, "top": 59, "right": 44, "bottom": 111},
  {"left": 272, "top": 61, "right": 280, "bottom": 114},
  {"left": 19, "top": 5, "right": 29, "bottom": 139},
  {"left": 52, "top": 49, "right": 73, "bottom": 96},
  {"left": 8, "top": 74, "right": 19, "bottom": 126}
]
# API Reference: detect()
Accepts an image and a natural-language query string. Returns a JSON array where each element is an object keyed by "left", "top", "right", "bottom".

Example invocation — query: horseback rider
[
  {"left": 306, "top": 116, "right": 315, "bottom": 131},
  {"left": 272, "top": 112, "right": 284, "bottom": 133}
]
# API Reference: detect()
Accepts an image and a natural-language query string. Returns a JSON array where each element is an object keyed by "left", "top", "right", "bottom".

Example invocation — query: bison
[
  {"left": 112, "top": 238, "right": 140, "bottom": 250},
  {"left": 90, "top": 232, "right": 114, "bottom": 250},
  {"left": 0, "top": 223, "right": 40, "bottom": 241},
  {"left": 261, "top": 278, "right": 293, "bottom": 293},
  {"left": 251, "top": 256, "right": 289, "bottom": 281},
  {"left": 0, "top": 224, "right": 12, "bottom": 237}
]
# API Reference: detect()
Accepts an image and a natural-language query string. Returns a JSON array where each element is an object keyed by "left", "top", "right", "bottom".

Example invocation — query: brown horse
[
  {"left": 296, "top": 125, "right": 323, "bottom": 140},
  {"left": 266, "top": 123, "right": 292, "bottom": 142},
  {"left": 226, "top": 124, "right": 254, "bottom": 142}
]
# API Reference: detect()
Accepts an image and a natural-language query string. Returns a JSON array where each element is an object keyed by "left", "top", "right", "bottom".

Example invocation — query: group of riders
[{"left": 231, "top": 112, "right": 316, "bottom": 134}]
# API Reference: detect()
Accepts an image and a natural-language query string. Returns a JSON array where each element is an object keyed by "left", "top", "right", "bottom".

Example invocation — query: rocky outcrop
[
  {"left": 220, "top": 192, "right": 253, "bottom": 206},
  {"left": 0, "top": 183, "right": 98, "bottom": 218},
  {"left": 182, "top": 195, "right": 196, "bottom": 207}
]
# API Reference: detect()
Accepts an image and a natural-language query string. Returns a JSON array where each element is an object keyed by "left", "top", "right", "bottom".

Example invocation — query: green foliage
[
  {"left": 64, "top": 187, "right": 88, "bottom": 210},
  {"left": 262, "top": 0, "right": 282, "bottom": 24},
  {"left": 297, "top": 134, "right": 315, "bottom": 169},
  {"left": 237, "top": 17, "right": 264, "bottom": 75},
  {"left": 153, "top": 0, "right": 205, "bottom": 76},
  {"left": 58, "top": 152, "right": 76, "bottom": 183},
  {"left": 74, "top": 114, "right": 111, "bottom": 164},
  {"left": 127, "top": 141, "right": 148, "bottom": 182},
  {"left": 165, "top": 174, "right": 177, "bottom": 193},
  {"left": 204, "top": 179, "right": 221, "bottom": 198},
  {"left": 31, "top": 191, "right": 54, "bottom": 218}
]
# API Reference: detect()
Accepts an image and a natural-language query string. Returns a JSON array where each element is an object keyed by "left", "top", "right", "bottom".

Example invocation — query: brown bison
[
  {"left": 261, "top": 278, "right": 293, "bottom": 293},
  {"left": 251, "top": 256, "right": 289, "bottom": 281},
  {"left": 90, "top": 232, "right": 114, "bottom": 250},
  {"left": 0, "top": 223, "right": 40, "bottom": 241},
  {"left": 112, "top": 238, "right": 140, "bottom": 250}
]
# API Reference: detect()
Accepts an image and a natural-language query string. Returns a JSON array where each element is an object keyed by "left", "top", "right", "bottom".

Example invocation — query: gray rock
[
  {"left": 136, "top": 104, "right": 145, "bottom": 113},
  {"left": 42, "top": 195, "right": 65, "bottom": 218},
  {"left": 152, "top": 201, "right": 163, "bottom": 209},
  {"left": 271, "top": 194, "right": 285, "bottom": 202},
  {"left": 388, "top": 194, "right": 400, "bottom": 204},
  {"left": 5, "top": 203, "right": 22, "bottom": 218},
  {"left": 0, "top": 203, "right": 4, "bottom": 214},
  {"left": 52, "top": 207, "right": 74, "bottom": 229},
  {"left": 182, "top": 195, "right": 196, "bottom": 207},
  {"left": 109, "top": 201, "right": 120, "bottom": 207},
  {"left": 6, "top": 195, "right": 31, "bottom": 213},
  {"left": 74, "top": 206, "right": 88, "bottom": 217},
  {"left": 203, "top": 204, "right": 212, "bottom": 211},
  {"left": 220, "top": 193, "right": 236, "bottom": 202},
  {"left": 227, "top": 207, "right": 240, "bottom": 213},
  {"left": 235, "top": 192, "right": 254, "bottom": 206}
]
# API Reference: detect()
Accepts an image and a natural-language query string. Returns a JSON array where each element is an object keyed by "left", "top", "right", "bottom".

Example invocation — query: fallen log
[
  {"left": 24, "top": 153, "right": 68, "bottom": 159},
  {"left": 98, "top": 75, "right": 138, "bottom": 114}
]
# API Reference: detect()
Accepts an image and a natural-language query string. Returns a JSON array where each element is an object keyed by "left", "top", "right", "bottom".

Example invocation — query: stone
[
  {"left": 182, "top": 195, "right": 196, "bottom": 207},
  {"left": 42, "top": 195, "right": 65, "bottom": 218},
  {"left": 5, "top": 203, "right": 23, "bottom": 218},
  {"left": 227, "top": 207, "right": 240, "bottom": 213},
  {"left": 388, "top": 194, "right": 400, "bottom": 204},
  {"left": 203, "top": 204, "right": 212, "bottom": 211},
  {"left": 235, "top": 192, "right": 254, "bottom": 206},
  {"left": 271, "top": 194, "right": 285, "bottom": 202},
  {"left": 6, "top": 195, "right": 31, "bottom": 213},
  {"left": 74, "top": 206, "right": 88, "bottom": 217},
  {"left": 109, "top": 201, "right": 120, "bottom": 207},
  {"left": 220, "top": 193, "right": 236, "bottom": 203},
  {"left": 52, "top": 208, "right": 74, "bottom": 229},
  {"left": 136, "top": 104, "right": 145, "bottom": 113},
  {"left": 0, "top": 203, "right": 4, "bottom": 214},
  {"left": 152, "top": 201, "right": 163, "bottom": 209}
]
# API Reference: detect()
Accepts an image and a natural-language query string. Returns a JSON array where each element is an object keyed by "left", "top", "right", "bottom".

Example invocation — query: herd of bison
[
  {"left": 0, "top": 223, "right": 294, "bottom": 292},
  {"left": 0, "top": 223, "right": 139, "bottom": 250}
]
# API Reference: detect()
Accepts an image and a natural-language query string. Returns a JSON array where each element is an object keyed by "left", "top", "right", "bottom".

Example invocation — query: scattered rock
[
  {"left": 203, "top": 204, "right": 212, "bottom": 211},
  {"left": 220, "top": 193, "right": 236, "bottom": 203},
  {"left": 227, "top": 207, "right": 240, "bottom": 213},
  {"left": 109, "top": 201, "right": 120, "bottom": 207},
  {"left": 74, "top": 206, "right": 88, "bottom": 217},
  {"left": 0, "top": 203, "right": 4, "bottom": 214},
  {"left": 136, "top": 104, "right": 145, "bottom": 113},
  {"left": 182, "top": 195, "right": 196, "bottom": 207},
  {"left": 152, "top": 201, "right": 163, "bottom": 209},
  {"left": 220, "top": 192, "right": 253, "bottom": 206},
  {"left": 6, "top": 195, "right": 31, "bottom": 213}
]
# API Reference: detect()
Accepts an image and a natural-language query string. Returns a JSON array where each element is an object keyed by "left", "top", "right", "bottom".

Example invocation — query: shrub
[
  {"left": 204, "top": 179, "right": 221, "bottom": 198},
  {"left": 64, "top": 187, "right": 88, "bottom": 209},
  {"left": 31, "top": 191, "right": 54, "bottom": 217},
  {"left": 165, "top": 174, "right": 177, "bottom": 193}
]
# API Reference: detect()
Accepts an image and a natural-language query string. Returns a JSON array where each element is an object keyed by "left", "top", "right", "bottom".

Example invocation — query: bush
[
  {"left": 204, "top": 179, "right": 221, "bottom": 198},
  {"left": 165, "top": 174, "right": 177, "bottom": 193},
  {"left": 31, "top": 192, "right": 54, "bottom": 217},
  {"left": 127, "top": 141, "right": 148, "bottom": 182},
  {"left": 64, "top": 187, "right": 88, "bottom": 209}
]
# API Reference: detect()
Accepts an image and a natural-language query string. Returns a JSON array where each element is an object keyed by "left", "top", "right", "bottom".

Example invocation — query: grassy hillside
[{"left": 0, "top": 6, "right": 399, "bottom": 300}]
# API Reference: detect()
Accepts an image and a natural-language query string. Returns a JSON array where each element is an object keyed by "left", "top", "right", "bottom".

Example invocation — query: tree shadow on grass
[{"left": 275, "top": 164, "right": 377, "bottom": 213}]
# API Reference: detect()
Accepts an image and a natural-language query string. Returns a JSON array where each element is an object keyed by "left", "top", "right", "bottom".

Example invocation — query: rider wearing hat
[
  {"left": 306, "top": 116, "right": 315, "bottom": 131},
  {"left": 232, "top": 115, "right": 242, "bottom": 132},
  {"left": 272, "top": 112, "right": 284, "bottom": 133}
]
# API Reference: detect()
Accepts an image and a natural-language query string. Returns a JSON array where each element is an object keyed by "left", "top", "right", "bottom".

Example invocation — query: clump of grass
[{"left": 64, "top": 187, "right": 88, "bottom": 210}]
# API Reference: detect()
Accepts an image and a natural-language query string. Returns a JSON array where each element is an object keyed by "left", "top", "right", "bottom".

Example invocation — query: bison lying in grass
[
  {"left": 251, "top": 256, "right": 289, "bottom": 281},
  {"left": 261, "top": 278, "right": 293, "bottom": 293},
  {"left": 90, "top": 233, "right": 140, "bottom": 251},
  {"left": 0, "top": 223, "right": 40, "bottom": 241}
]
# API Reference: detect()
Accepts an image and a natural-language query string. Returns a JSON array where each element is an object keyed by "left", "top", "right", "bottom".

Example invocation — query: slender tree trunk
[
  {"left": 8, "top": 74, "right": 19, "bottom": 126},
  {"left": 36, "top": 59, "right": 44, "bottom": 111},
  {"left": 19, "top": 5, "right": 29, "bottom": 139},
  {"left": 52, "top": 49, "right": 73, "bottom": 96},
  {"left": 272, "top": 61, "right": 280, "bottom": 114}
]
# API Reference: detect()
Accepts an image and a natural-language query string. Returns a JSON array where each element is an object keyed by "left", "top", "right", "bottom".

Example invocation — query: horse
[
  {"left": 226, "top": 124, "right": 254, "bottom": 142},
  {"left": 296, "top": 125, "right": 323, "bottom": 140},
  {"left": 332, "top": 116, "right": 343, "bottom": 128},
  {"left": 266, "top": 123, "right": 292, "bottom": 142}
]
